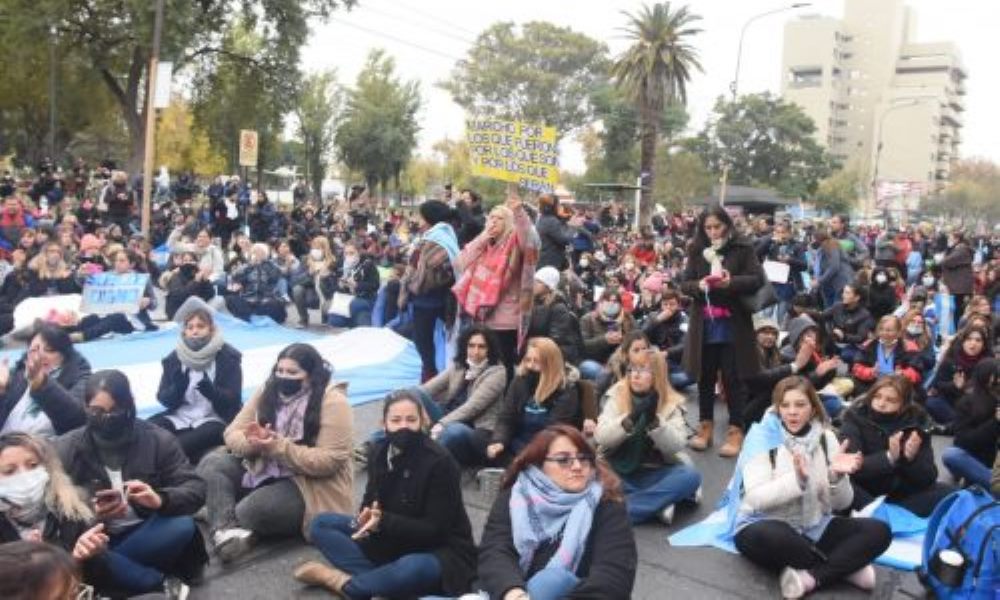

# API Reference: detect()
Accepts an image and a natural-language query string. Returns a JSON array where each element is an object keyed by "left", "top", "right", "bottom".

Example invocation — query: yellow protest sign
[{"left": 466, "top": 118, "right": 559, "bottom": 193}]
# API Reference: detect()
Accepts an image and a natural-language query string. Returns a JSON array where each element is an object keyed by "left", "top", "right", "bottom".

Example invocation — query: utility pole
[
  {"left": 141, "top": 0, "right": 165, "bottom": 237},
  {"left": 48, "top": 25, "right": 57, "bottom": 160}
]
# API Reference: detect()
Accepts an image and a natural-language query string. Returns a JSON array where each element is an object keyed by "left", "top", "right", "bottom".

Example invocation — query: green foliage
[
  {"left": 335, "top": 49, "right": 421, "bottom": 195},
  {"left": 612, "top": 2, "right": 702, "bottom": 229},
  {"left": 441, "top": 21, "right": 608, "bottom": 138},
  {"left": 813, "top": 167, "right": 862, "bottom": 214},
  {"left": 295, "top": 70, "right": 341, "bottom": 199},
  {"left": 923, "top": 159, "right": 1000, "bottom": 223},
  {"left": 155, "top": 99, "right": 227, "bottom": 176},
  {"left": 689, "top": 93, "right": 835, "bottom": 199},
  {"left": 654, "top": 149, "right": 713, "bottom": 210}
]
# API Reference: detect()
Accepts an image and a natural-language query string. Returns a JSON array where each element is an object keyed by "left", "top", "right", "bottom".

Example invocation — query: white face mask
[
  {"left": 875, "top": 274, "right": 888, "bottom": 284},
  {"left": 0, "top": 467, "right": 49, "bottom": 510},
  {"left": 579, "top": 259, "right": 589, "bottom": 268},
  {"left": 906, "top": 325, "right": 923, "bottom": 336},
  {"left": 922, "top": 275, "right": 934, "bottom": 286},
  {"left": 310, "top": 249, "right": 324, "bottom": 262}
]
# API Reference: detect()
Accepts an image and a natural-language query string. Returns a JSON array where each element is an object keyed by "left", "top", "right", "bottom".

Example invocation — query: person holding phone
[
  {"left": 55, "top": 370, "right": 206, "bottom": 597},
  {"left": 198, "top": 343, "right": 353, "bottom": 563},
  {"left": 296, "top": 391, "right": 476, "bottom": 599},
  {"left": 839, "top": 375, "right": 955, "bottom": 517},
  {"left": 579, "top": 289, "right": 635, "bottom": 382}
]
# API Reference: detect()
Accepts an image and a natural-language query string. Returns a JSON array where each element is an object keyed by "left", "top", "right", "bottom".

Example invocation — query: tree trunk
[{"left": 638, "top": 112, "right": 658, "bottom": 232}]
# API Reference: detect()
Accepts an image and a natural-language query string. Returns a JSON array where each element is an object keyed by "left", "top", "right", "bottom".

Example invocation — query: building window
[{"left": 788, "top": 67, "right": 822, "bottom": 87}]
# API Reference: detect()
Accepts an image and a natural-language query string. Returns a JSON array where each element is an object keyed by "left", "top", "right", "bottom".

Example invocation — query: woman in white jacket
[
  {"left": 733, "top": 376, "right": 890, "bottom": 599},
  {"left": 595, "top": 350, "right": 701, "bottom": 525}
]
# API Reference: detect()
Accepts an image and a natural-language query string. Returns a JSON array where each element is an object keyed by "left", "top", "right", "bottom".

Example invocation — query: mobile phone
[
  {"left": 94, "top": 489, "right": 122, "bottom": 505},
  {"left": 704, "top": 274, "right": 723, "bottom": 286},
  {"left": 899, "top": 425, "right": 928, "bottom": 442},
  {"left": 607, "top": 322, "right": 620, "bottom": 333}
]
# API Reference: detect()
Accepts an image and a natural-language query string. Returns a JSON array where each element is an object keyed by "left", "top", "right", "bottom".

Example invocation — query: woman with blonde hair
[
  {"left": 22, "top": 241, "right": 79, "bottom": 300},
  {"left": 0, "top": 432, "right": 113, "bottom": 591},
  {"left": 453, "top": 190, "right": 538, "bottom": 372},
  {"left": 595, "top": 350, "right": 701, "bottom": 525},
  {"left": 899, "top": 308, "right": 935, "bottom": 374},
  {"left": 486, "top": 337, "right": 581, "bottom": 465},
  {"left": 291, "top": 235, "right": 337, "bottom": 328}
]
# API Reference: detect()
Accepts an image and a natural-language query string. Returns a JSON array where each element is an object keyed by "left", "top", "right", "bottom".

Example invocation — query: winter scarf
[{"left": 175, "top": 329, "right": 225, "bottom": 372}]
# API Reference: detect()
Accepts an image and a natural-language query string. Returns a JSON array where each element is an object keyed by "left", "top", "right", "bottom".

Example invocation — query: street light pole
[
  {"left": 870, "top": 96, "right": 936, "bottom": 224},
  {"left": 719, "top": 3, "right": 811, "bottom": 206},
  {"left": 48, "top": 25, "right": 57, "bottom": 160},
  {"left": 141, "top": 0, "right": 165, "bottom": 237}
]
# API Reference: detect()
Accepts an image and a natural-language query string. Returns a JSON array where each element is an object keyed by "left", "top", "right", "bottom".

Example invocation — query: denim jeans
[
  {"left": 436, "top": 422, "right": 488, "bottom": 467},
  {"left": 668, "top": 363, "right": 695, "bottom": 390},
  {"left": 941, "top": 446, "right": 992, "bottom": 487},
  {"left": 309, "top": 513, "right": 444, "bottom": 600},
  {"left": 578, "top": 360, "right": 606, "bottom": 382},
  {"left": 620, "top": 464, "right": 702, "bottom": 524},
  {"left": 525, "top": 566, "right": 581, "bottom": 600},
  {"left": 327, "top": 297, "right": 375, "bottom": 328},
  {"left": 925, "top": 394, "right": 956, "bottom": 425},
  {"left": 105, "top": 514, "right": 197, "bottom": 593}
]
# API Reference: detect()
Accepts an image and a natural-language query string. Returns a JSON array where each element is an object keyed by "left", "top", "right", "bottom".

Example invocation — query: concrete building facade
[{"left": 780, "top": 0, "right": 966, "bottom": 211}]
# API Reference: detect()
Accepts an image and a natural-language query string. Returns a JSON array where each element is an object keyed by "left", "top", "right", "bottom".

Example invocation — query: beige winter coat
[
  {"left": 593, "top": 392, "right": 690, "bottom": 466},
  {"left": 224, "top": 385, "right": 354, "bottom": 539}
]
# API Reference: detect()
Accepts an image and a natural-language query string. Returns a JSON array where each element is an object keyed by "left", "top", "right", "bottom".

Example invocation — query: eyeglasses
[
  {"left": 627, "top": 366, "right": 653, "bottom": 376},
  {"left": 543, "top": 453, "right": 594, "bottom": 469}
]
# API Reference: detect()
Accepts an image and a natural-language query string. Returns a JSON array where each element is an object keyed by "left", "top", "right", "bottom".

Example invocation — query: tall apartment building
[{"left": 780, "top": 0, "right": 966, "bottom": 209}]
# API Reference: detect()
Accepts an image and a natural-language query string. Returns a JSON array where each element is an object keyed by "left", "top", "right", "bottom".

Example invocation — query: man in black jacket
[
  {"left": 535, "top": 194, "right": 585, "bottom": 270},
  {"left": 455, "top": 189, "right": 486, "bottom": 247},
  {"left": 642, "top": 289, "right": 693, "bottom": 389}
]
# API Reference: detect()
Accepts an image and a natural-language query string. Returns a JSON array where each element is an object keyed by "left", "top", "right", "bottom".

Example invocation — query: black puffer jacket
[
  {"left": 156, "top": 343, "right": 244, "bottom": 423},
  {"left": 821, "top": 302, "right": 874, "bottom": 346},
  {"left": 838, "top": 403, "right": 938, "bottom": 499},
  {"left": 478, "top": 488, "right": 637, "bottom": 599},
  {"left": 528, "top": 293, "right": 582, "bottom": 366},
  {"left": 358, "top": 435, "right": 476, "bottom": 596}
]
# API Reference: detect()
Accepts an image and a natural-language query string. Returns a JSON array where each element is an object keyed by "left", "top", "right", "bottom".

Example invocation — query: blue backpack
[{"left": 920, "top": 487, "right": 999, "bottom": 599}]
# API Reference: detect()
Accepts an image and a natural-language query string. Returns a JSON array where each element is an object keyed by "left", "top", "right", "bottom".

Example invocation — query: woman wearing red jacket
[{"left": 850, "top": 316, "right": 923, "bottom": 394}]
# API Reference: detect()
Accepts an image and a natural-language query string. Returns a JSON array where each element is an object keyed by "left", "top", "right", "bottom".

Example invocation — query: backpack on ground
[{"left": 919, "top": 486, "right": 999, "bottom": 599}]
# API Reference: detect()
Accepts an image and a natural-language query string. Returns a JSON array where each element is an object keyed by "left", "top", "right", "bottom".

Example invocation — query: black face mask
[
  {"left": 276, "top": 376, "right": 304, "bottom": 396},
  {"left": 523, "top": 370, "right": 541, "bottom": 391},
  {"left": 386, "top": 428, "right": 423, "bottom": 452},
  {"left": 180, "top": 264, "right": 198, "bottom": 278},
  {"left": 870, "top": 408, "right": 897, "bottom": 424},
  {"left": 87, "top": 410, "right": 132, "bottom": 441}
]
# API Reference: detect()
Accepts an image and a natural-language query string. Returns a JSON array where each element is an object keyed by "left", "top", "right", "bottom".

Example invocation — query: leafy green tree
[
  {"left": 923, "top": 158, "right": 1000, "bottom": 224},
  {"left": 441, "top": 21, "right": 608, "bottom": 138},
  {"left": 0, "top": 0, "right": 355, "bottom": 173},
  {"left": 335, "top": 49, "right": 421, "bottom": 195},
  {"left": 155, "top": 99, "right": 226, "bottom": 176},
  {"left": 813, "top": 167, "right": 862, "bottom": 214},
  {"left": 295, "top": 70, "right": 341, "bottom": 199},
  {"left": 612, "top": 2, "right": 702, "bottom": 229},
  {"left": 654, "top": 148, "right": 712, "bottom": 210},
  {"left": 690, "top": 93, "right": 834, "bottom": 199}
]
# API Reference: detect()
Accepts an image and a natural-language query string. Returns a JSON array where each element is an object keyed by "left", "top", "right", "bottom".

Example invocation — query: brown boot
[
  {"left": 689, "top": 421, "right": 713, "bottom": 451},
  {"left": 294, "top": 561, "right": 352, "bottom": 597},
  {"left": 718, "top": 426, "right": 744, "bottom": 458}
]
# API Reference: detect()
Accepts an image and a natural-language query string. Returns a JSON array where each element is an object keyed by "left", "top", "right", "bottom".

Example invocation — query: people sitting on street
[{"left": 224, "top": 243, "right": 287, "bottom": 324}]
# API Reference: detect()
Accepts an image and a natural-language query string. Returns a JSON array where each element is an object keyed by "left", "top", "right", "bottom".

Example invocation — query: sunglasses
[{"left": 543, "top": 453, "right": 595, "bottom": 469}]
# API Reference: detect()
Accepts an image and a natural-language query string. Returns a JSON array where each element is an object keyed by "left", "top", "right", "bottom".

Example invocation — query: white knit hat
[{"left": 534, "top": 266, "right": 561, "bottom": 291}]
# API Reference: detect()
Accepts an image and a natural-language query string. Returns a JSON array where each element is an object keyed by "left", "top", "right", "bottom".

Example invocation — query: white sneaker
[
  {"left": 164, "top": 576, "right": 190, "bottom": 600},
  {"left": 658, "top": 504, "right": 675, "bottom": 525},
  {"left": 693, "top": 485, "right": 703, "bottom": 504},
  {"left": 213, "top": 527, "right": 255, "bottom": 563},
  {"left": 779, "top": 567, "right": 813, "bottom": 599}
]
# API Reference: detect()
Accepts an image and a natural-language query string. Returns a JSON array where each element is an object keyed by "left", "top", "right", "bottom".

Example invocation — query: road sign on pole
[{"left": 239, "top": 130, "right": 259, "bottom": 168}]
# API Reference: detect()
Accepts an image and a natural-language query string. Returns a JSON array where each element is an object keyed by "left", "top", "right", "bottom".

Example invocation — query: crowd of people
[{"left": 0, "top": 159, "right": 997, "bottom": 599}]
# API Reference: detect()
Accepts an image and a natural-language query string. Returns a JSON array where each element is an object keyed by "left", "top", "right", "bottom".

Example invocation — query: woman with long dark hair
[
  {"left": 478, "top": 424, "right": 637, "bottom": 599},
  {"left": 680, "top": 204, "right": 764, "bottom": 458},
  {"left": 197, "top": 343, "right": 353, "bottom": 563},
  {"left": 941, "top": 358, "right": 999, "bottom": 487},
  {"left": 0, "top": 323, "right": 90, "bottom": 437},
  {"left": 296, "top": 392, "right": 476, "bottom": 599}
]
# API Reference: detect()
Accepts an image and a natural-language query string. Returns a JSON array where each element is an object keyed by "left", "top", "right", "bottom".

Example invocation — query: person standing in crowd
[
  {"left": 425, "top": 325, "right": 508, "bottom": 467},
  {"left": 296, "top": 392, "right": 476, "bottom": 599},
  {"left": 399, "top": 200, "right": 460, "bottom": 382},
  {"left": 757, "top": 221, "right": 807, "bottom": 325},
  {"left": 69, "top": 250, "right": 157, "bottom": 343},
  {"left": 198, "top": 344, "right": 353, "bottom": 563},
  {"left": 327, "top": 241, "right": 380, "bottom": 329},
  {"left": 0, "top": 433, "right": 117, "bottom": 593},
  {"left": 829, "top": 214, "right": 870, "bottom": 269},
  {"left": 681, "top": 204, "right": 764, "bottom": 458},
  {"left": 486, "top": 338, "right": 581, "bottom": 465},
  {"left": 579, "top": 289, "right": 636, "bottom": 382},
  {"left": 453, "top": 191, "right": 538, "bottom": 373},
  {"left": 56, "top": 370, "right": 207, "bottom": 596},
  {"left": 535, "top": 194, "right": 585, "bottom": 270},
  {"left": 151, "top": 302, "right": 243, "bottom": 464},
  {"left": 732, "top": 376, "right": 887, "bottom": 600},
  {"left": 809, "top": 229, "right": 854, "bottom": 310},
  {"left": 820, "top": 283, "right": 874, "bottom": 367},
  {"left": 224, "top": 243, "right": 287, "bottom": 324},
  {"left": 939, "top": 228, "right": 974, "bottom": 331},
  {"left": 0, "top": 324, "right": 90, "bottom": 437},
  {"left": 941, "top": 358, "right": 999, "bottom": 488},
  {"left": 839, "top": 375, "right": 954, "bottom": 516},
  {"left": 100, "top": 171, "right": 134, "bottom": 233},
  {"left": 455, "top": 188, "right": 486, "bottom": 247},
  {"left": 528, "top": 266, "right": 582, "bottom": 368},
  {"left": 595, "top": 350, "right": 701, "bottom": 525},
  {"left": 291, "top": 236, "right": 337, "bottom": 329},
  {"left": 478, "top": 424, "right": 637, "bottom": 599},
  {"left": 926, "top": 324, "right": 992, "bottom": 427}
]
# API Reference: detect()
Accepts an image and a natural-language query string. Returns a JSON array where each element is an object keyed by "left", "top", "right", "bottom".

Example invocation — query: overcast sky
[{"left": 301, "top": 0, "right": 997, "bottom": 174}]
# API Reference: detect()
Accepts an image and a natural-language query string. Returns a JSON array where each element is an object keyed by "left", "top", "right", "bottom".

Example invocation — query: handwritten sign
[
  {"left": 81, "top": 273, "right": 149, "bottom": 315},
  {"left": 466, "top": 118, "right": 559, "bottom": 193}
]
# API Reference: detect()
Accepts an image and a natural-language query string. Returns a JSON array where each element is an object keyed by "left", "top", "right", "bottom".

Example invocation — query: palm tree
[{"left": 612, "top": 2, "right": 702, "bottom": 229}]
